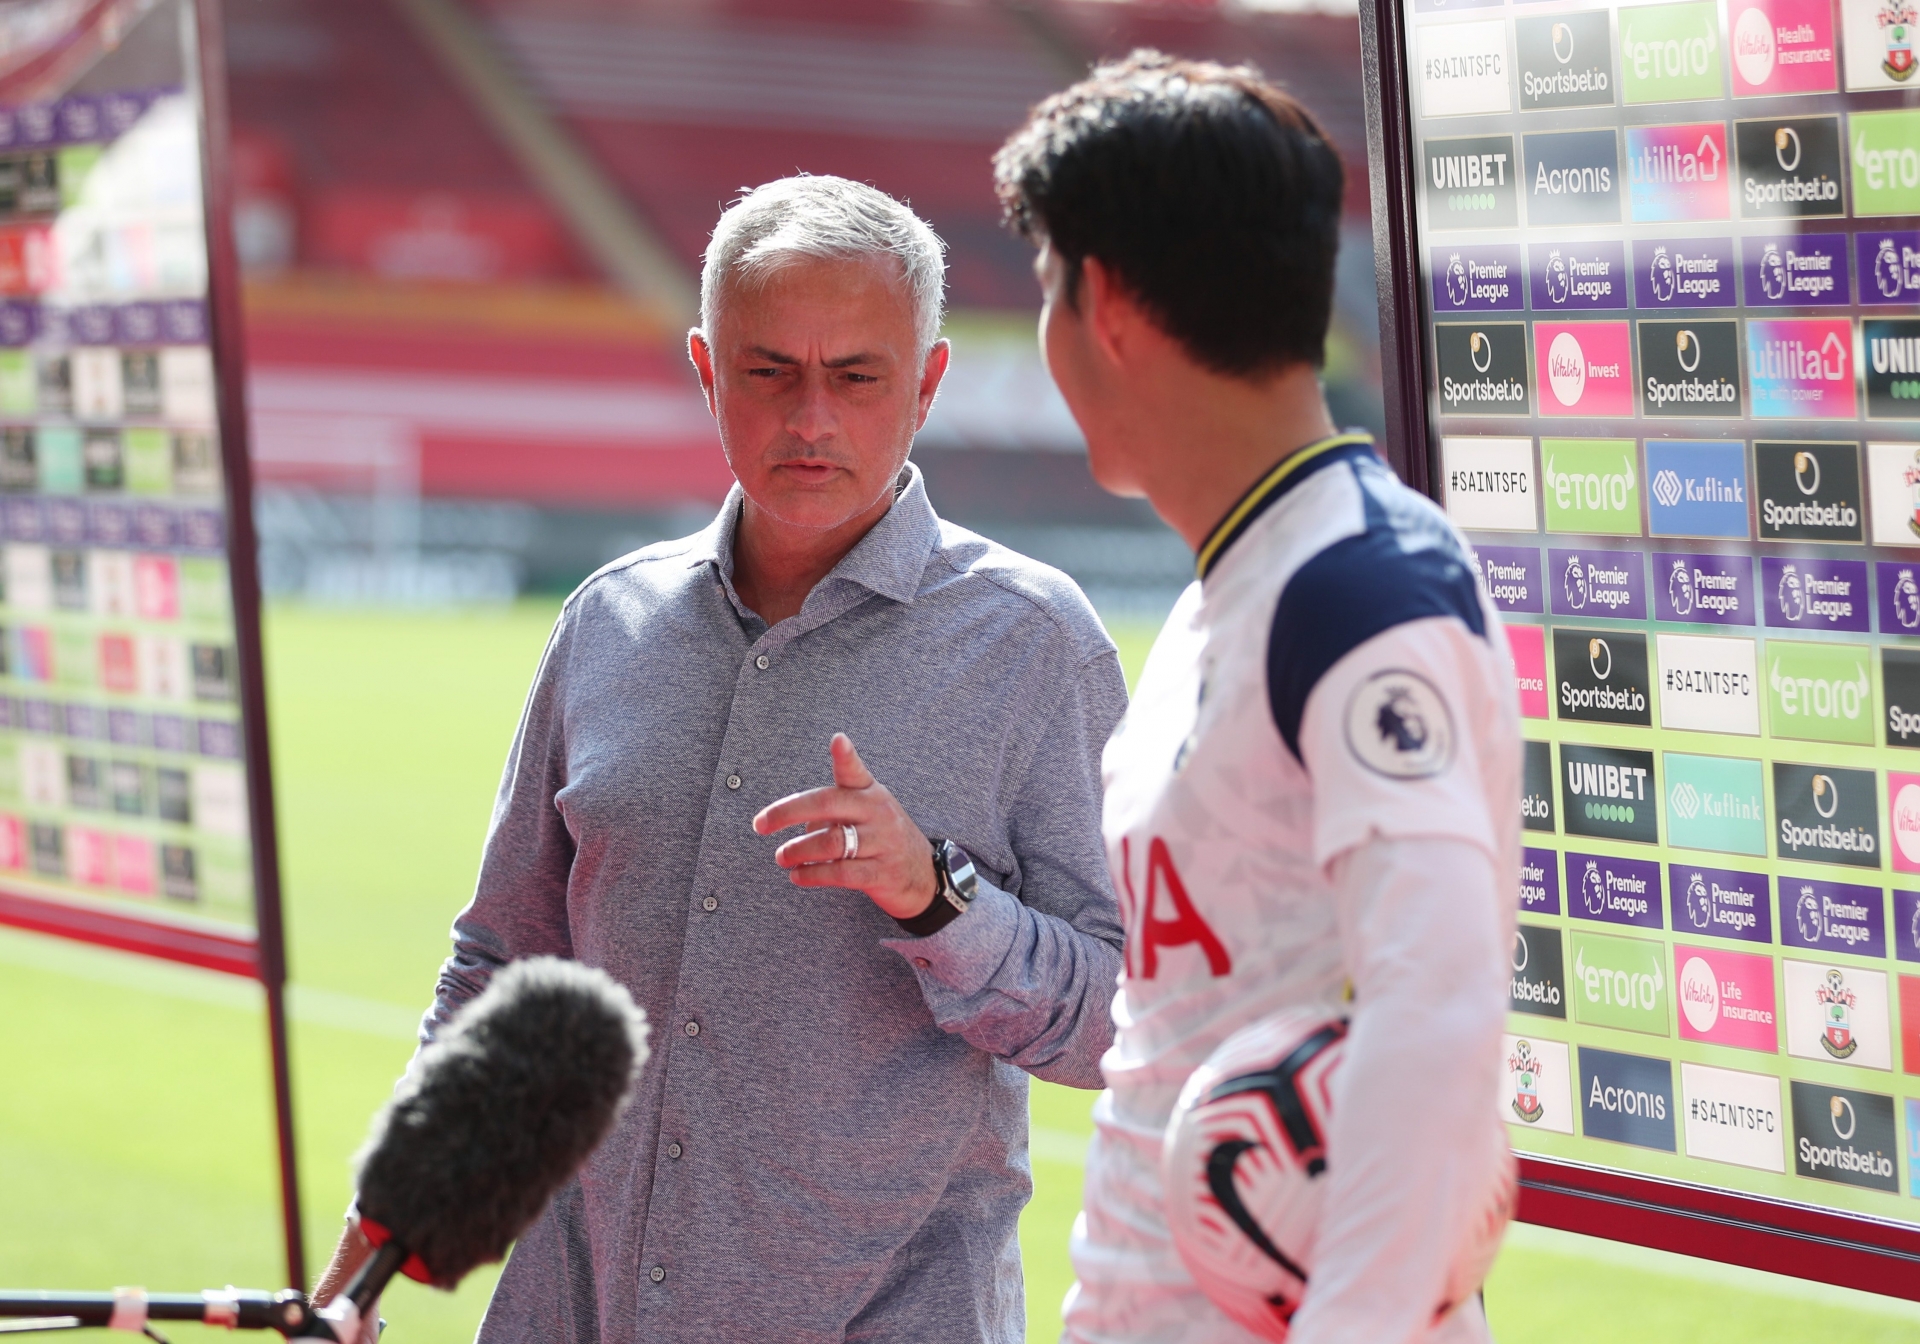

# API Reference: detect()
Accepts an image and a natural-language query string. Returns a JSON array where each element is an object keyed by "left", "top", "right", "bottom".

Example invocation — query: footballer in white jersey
[{"left": 1063, "top": 434, "right": 1521, "bottom": 1343}]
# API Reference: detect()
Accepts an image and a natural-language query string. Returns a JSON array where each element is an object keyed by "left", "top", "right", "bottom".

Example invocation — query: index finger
[{"left": 752, "top": 785, "right": 870, "bottom": 835}]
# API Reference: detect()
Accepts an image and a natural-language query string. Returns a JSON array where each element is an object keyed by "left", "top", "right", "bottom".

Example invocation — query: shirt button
[
  {"left": 685, "top": 1020, "right": 700, "bottom": 1037},
  {"left": 726, "top": 774, "right": 741, "bottom": 790},
  {"left": 913, "top": 957, "right": 931, "bottom": 969},
  {"left": 650, "top": 1265, "right": 666, "bottom": 1284},
  {"left": 702, "top": 895, "right": 718, "bottom": 912},
  {"left": 667, "top": 1142, "right": 683, "bottom": 1159},
  {"left": 755, "top": 655, "right": 769, "bottom": 670}
]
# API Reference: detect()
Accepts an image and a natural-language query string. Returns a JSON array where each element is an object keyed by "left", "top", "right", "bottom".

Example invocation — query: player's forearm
[
  {"left": 312, "top": 1220, "right": 380, "bottom": 1344},
  {"left": 1289, "top": 836, "right": 1508, "bottom": 1344}
]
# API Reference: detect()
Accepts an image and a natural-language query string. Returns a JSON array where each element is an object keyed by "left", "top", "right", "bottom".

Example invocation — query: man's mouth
[{"left": 774, "top": 460, "right": 842, "bottom": 483}]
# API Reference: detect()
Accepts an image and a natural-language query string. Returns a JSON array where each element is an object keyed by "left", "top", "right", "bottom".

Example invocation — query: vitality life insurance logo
[
  {"left": 1748, "top": 321, "right": 1857, "bottom": 418},
  {"left": 1436, "top": 323, "right": 1530, "bottom": 415},
  {"left": 1736, "top": 116, "right": 1846, "bottom": 218},
  {"left": 1638, "top": 321, "right": 1741, "bottom": 417},
  {"left": 1424, "top": 135, "right": 1519, "bottom": 230},
  {"left": 1515, "top": 12, "right": 1615, "bottom": 110}
]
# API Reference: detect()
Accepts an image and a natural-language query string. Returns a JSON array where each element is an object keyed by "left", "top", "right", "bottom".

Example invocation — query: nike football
[{"left": 1160, "top": 1009, "right": 1516, "bottom": 1340}]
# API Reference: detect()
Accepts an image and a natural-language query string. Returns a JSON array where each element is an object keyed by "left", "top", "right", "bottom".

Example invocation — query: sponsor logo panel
[
  {"left": 1859, "top": 230, "right": 1920, "bottom": 304},
  {"left": 1536, "top": 321, "right": 1634, "bottom": 416},
  {"left": 1529, "top": 241, "right": 1628, "bottom": 311},
  {"left": 1761, "top": 557, "right": 1869, "bottom": 633},
  {"left": 1619, "top": 1, "right": 1726, "bottom": 103},
  {"left": 1747, "top": 321, "right": 1858, "bottom": 418},
  {"left": 1903, "top": 975, "right": 1920, "bottom": 1070},
  {"left": 1775, "top": 764, "right": 1882, "bottom": 868},
  {"left": 1842, "top": 0, "right": 1920, "bottom": 89},
  {"left": 1657, "top": 633, "right": 1760, "bottom": 735},
  {"left": 1675, "top": 945, "right": 1779, "bottom": 1050},
  {"left": 1418, "top": 19, "right": 1512, "bottom": 117},
  {"left": 1626, "top": 122, "right": 1732, "bottom": 222},
  {"left": 1523, "top": 129, "right": 1621, "bottom": 226},
  {"left": 1508, "top": 623, "right": 1548, "bottom": 717},
  {"left": 1681, "top": 1061, "right": 1786, "bottom": 1172},
  {"left": 1672, "top": 864, "right": 1774, "bottom": 944},
  {"left": 1549, "top": 548, "right": 1647, "bottom": 619},
  {"left": 1568, "top": 851, "right": 1665, "bottom": 928},
  {"left": 1889, "top": 773, "right": 1920, "bottom": 875},
  {"left": 1579, "top": 1045, "right": 1678, "bottom": 1151},
  {"left": 1734, "top": 115, "right": 1846, "bottom": 218},
  {"left": 1653, "top": 551, "right": 1756, "bottom": 625},
  {"left": 1431, "top": 245, "right": 1525, "bottom": 314},
  {"left": 1478, "top": 544, "right": 1544, "bottom": 614},
  {"left": 1646, "top": 440, "right": 1749, "bottom": 538},
  {"left": 1635, "top": 236, "right": 1737, "bottom": 307},
  {"left": 1782, "top": 876, "right": 1888, "bottom": 956},
  {"left": 1424, "top": 135, "right": 1520, "bottom": 229},
  {"left": 1444, "top": 436, "right": 1537, "bottom": 530},
  {"left": 1729, "top": 0, "right": 1839, "bottom": 95},
  {"left": 1522, "top": 845, "right": 1562, "bottom": 914},
  {"left": 1742, "top": 233, "right": 1850, "bottom": 307},
  {"left": 1571, "top": 929, "right": 1670, "bottom": 1034},
  {"left": 1766, "top": 640, "right": 1874, "bottom": 744},
  {"left": 1511, "top": 924, "right": 1567, "bottom": 1017},
  {"left": 1524, "top": 738, "right": 1556, "bottom": 832},
  {"left": 1865, "top": 319, "right": 1920, "bottom": 419},
  {"left": 1880, "top": 562, "right": 1920, "bottom": 633},
  {"left": 1867, "top": 442, "right": 1920, "bottom": 546},
  {"left": 1555, "top": 628, "right": 1652, "bottom": 725},
  {"left": 1436, "top": 322, "right": 1531, "bottom": 415},
  {"left": 1542, "top": 438, "right": 1642, "bottom": 534},
  {"left": 1665, "top": 753, "right": 1770, "bottom": 858},
  {"left": 1786, "top": 960, "right": 1892, "bottom": 1068},
  {"left": 1885, "top": 647, "right": 1920, "bottom": 745},
  {"left": 1848, "top": 110, "right": 1920, "bottom": 216},
  {"left": 1515, "top": 11, "right": 1615, "bottom": 110},
  {"left": 1894, "top": 890, "right": 1920, "bottom": 962},
  {"left": 1755, "top": 441, "right": 1863, "bottom": 541},
  {"left": 1564, "top": 743, "right": 1659, "bottom": 844},
  {"left": 1638, "top": 320, "right": 1742, "bottom": 418},
  {"left": 1504, "top": 1035, "right": 1575, "bottom": 1133},
  {"left": 1790, "top": 1080, "right": 1899, "bottom": 1191}
]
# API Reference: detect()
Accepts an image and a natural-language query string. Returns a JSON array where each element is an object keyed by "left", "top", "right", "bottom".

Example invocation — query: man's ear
[
  {"left": 687, "top": 329, "right": 719, "bottom": 416},
  {"left": 913, "top": 339, "right": 952, "bottom": 431},
  {"left": 1079, "top": 257, "right": 1132, "bottom": 372}
]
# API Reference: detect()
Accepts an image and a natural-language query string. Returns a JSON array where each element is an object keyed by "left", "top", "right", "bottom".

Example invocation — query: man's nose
[{"left": 785, "top": 369, "right": 840, "bottom": 445}]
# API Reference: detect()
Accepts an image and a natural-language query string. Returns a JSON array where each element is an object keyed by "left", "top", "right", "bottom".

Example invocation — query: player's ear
[{"left": 1079, "top": 256, "right": 1131, "bottom": 370}]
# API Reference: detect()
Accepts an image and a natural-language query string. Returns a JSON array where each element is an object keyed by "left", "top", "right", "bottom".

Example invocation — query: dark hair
[{"left": 994, "top": 49, "right": 1344, "bottom": 376}]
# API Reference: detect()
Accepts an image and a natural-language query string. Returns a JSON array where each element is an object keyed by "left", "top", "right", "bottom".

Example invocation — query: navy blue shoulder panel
[{"left": 1266, "top": 459, "right": 1486, "bottom": 760}]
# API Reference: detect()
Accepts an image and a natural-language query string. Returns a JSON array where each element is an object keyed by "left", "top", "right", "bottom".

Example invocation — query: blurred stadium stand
[{"left": 226, "top": 0, "right": 1380, "bottom": 609}]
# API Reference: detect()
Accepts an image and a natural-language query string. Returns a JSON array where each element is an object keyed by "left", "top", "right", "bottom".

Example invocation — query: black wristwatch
[{"left": 896, "top": 838, "right": 978, "bottom": 938}]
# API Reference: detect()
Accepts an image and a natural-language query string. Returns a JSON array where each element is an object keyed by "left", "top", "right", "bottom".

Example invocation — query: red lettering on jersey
[{"left": 1118, "top": 836, "right": 1232, "bottom": 980}]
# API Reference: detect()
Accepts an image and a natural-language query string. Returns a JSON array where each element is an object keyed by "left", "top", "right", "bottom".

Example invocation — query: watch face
[{"left": 944, "top": 841, "right": 979, "bottom": 901}]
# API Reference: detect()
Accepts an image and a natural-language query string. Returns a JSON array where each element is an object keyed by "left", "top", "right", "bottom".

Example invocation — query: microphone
[{"left": 329, "top": 957, "right": 650, "bottom": 1330}]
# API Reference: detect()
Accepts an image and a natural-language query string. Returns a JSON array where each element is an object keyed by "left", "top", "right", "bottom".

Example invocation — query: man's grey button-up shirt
[{"left": 428, "top": 466, "right": 1128, "bottom": 1344}]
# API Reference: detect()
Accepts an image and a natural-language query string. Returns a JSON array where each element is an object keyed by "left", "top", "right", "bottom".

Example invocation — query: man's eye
[
  {"left": 843, "top": 372, "right": 878, "bottom": 384},
  {"left": 746, "top": 366, "right": 782, "bottom": 378}
]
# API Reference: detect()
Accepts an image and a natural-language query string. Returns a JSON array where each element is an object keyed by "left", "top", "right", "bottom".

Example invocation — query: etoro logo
[
  {"left": 1620, "top": 1, "right": 1725, "bottom": 103},
  {"left": 1571, "top": 930, "right": 1669, "bottom": 1035},
  {"left": 1767, "top": 642, "right": 1874, "bottom": 744},
  {"left": 1543, "top": 439, "right": 1641, "bottom": 534}
]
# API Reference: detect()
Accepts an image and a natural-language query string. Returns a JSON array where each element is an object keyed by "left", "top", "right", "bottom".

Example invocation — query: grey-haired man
[{"left": 314, "top": 175, "right": 1128, "bottom": 1343}]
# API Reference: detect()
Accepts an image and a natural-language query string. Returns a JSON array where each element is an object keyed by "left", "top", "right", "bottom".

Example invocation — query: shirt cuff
[{"left": 880, "top": 878, "right": 1022, "bottom": 996}]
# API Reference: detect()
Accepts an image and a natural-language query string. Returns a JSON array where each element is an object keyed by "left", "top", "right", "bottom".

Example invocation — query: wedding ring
[{"left": 841, "top": 824, "right": 859, "bottom": 861}]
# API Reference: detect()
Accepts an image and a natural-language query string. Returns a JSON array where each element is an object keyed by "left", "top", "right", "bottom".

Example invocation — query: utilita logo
[
  {"left": 1627, "top": 124, "right": 1730, "bottom": 222},
  {"left": 1748, "top": 320, "right": 1855, "bottom": 419}
]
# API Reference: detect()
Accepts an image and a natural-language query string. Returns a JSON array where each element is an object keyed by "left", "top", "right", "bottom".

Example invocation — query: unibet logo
[
  {"left": 1767, "top": 642, "right": 1874, "bottom": 745},
  {"left": 1620, "top": 1, "right": 1725, "bottom": 103},
  {"left": 1563, "top": 742, "right": 1659, "bottom": 844},
  {"left": 1543, "top": 439, "right": 1641, "bottom": 534},
  {"left": 1571, "top": 930, "right": 1670, "bottom": 1035}
]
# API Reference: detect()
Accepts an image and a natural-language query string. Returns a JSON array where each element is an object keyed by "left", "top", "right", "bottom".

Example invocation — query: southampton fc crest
[
  {"left": 1817, "top": 968, "right": 1859, "bottom": 1059},
  {"left": 1509, "top": 1041, "right": 1544, "bottom": 1123}
]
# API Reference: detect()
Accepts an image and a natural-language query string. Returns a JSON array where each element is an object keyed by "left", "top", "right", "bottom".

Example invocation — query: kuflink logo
[{"left": 1646, "top": 441, "right": 1749, "bottom": 538}]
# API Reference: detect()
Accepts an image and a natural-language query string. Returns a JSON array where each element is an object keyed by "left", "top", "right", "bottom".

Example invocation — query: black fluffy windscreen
[{"left": 354, "top": 957, "right": 650, "bottom": 1288}]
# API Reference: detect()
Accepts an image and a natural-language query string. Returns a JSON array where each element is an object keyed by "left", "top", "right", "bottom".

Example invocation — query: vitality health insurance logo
[
  {"left": 1646, "top": 440, "right": 1749, "bottom": 538},
  {"left": 1436, "top": 323, "right": 1530, "bottom": 415},
  {"left": 1511, "top": 924, "right": 1567, "bottom": 1018},
  {"left": 1626, "top": 123, "right": 1730, "bottom": 222},
  {"left": 1570, "top": 930, "right": 1669, "bottom": 1034},
  {"left": 1638, "top": 321, "right": 1741, "bottom": 418},
  {"left": 1505, "top": 1035, "right": 1574, "bottom": 1133},
  {"left": 1620, "top": 0, "right": 1725, "bottom": 103},
  {"left": 1424, "top": 135, "right": 1519, "bottom": 230},
  {"left": 1523, "top": 129, "right": 1621, "bottom": 226},
  {"left": 1748, "top": 320, "right": 1857, "bottom": 418},
  {"left": 1865, "top": 319, "right": 1920, "bottom": 419},
  {"left": 1755, "top": 441, "right": 1862, "bottom": 541},
  {"left": 1654, "top": 551, "right": 1754, "bottom": 625},
  {"left": 1418, "top": 19, "right": 1511, "bottom": 118},
  {"left": 1553, "top": 628, "right": 1651, "bottom": 725},
  {"left": 1550, "top": 549, "right": 1646, "bottom": 618},
  {"left": 1767, "top": 641, "right": 1874, "bottom": 744},
  {"left": 1515, "top": 11, "right": 1614, "bottom": 110},
  {"left": 1569, "top": 851, "right": 1663, "bottom": 929},
  {"left": 1542, "top": 438, "right": 1640, "bottom": 534},
  {"left": 1676, "top": 946, "right": 1779, "bottom": 1053},
  {"left": 1681, "top": 1062, "right": 1787, "bottom": 1173},
  {"left": 1775, "top": 763, "right": 1882, "bottom": 869},
  {"left": 1850, "top": 109, "right": 1920, "bottom": 216},
  {"left": 1860, "top": 231, "right": 1920, "bottom": 305},
  {"left": 1671, "top": 860, "right": 1773, "bottom": 941},
  {"left": 1666, "top": 752, "right": 1769, "bottom": 857},
  {"left": 1564, "top": 743, "right": 1658, "bottom": 844},
  {"left": 1530, "top": 241, "right": 1627, "bottom": 311},
  {"left": 1637, "top": 237, "right": 1736, "bottom": 308},
  {"left": 1580, "top": 1046, "right": 1677, "bottom": 1152},
  {"left": 1885, "top": 647, "right": 1920, "bottom": 746},
  {"left": 1745, "top": 234, "right": 1850, "bottom": 307},
  {"left": 1792, "top": 1081, "right": 1899, "bottom": 1192},
  {"left": 1844, "top": 0, "right": 1920, "bottom": 92},
  {"left": 1537, "top": 322, "right": 1633, "bottom": 415},
  {"left": 1786, "top": 960, "right": 1893, "bottom": 1067},
  {"left": 1729, "top": 0, "right": 1839, "bottom": 96},
  {"left": 1735, "top": 115, "right": 1846, "bottom": 217},
  {"left": 1656, "top": 634, "right": 1760, "bottom": 735},
  {"left": 1764, "top": 558, "right": 1869, "bottom": 632},
  {"left": 1431, "top": 245, "right": 1524, "bottom": 313},
  {"left": 1442, "top": 437, "right": 1535, "bottom": 530}
]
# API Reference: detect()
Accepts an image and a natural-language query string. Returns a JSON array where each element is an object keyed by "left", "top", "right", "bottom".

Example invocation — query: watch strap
[{"left": 895, "top": 839, "right": 969, "bottom": 938}]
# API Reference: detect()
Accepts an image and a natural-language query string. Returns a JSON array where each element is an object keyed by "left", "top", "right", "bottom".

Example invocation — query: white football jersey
[{"left": 1065, "top": 434, "right": 1521, "bottom": 1343}]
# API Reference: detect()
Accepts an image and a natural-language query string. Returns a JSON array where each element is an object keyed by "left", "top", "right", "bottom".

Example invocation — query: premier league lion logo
[
  {"left": 1778, "top": 564, "right": 1806, "bottom": 622},
  {"left": 1444, "top": 254, "right": 1470, "bottom": 307},
  {"left": 1564, "top": 554, "right": 1589, "bottom": 611},
  {"left": 1376, "top": 687, "right": 1429, "bottom": 755},
  {"left": 1687, "top": 872, "right": 1712, "bottom": 930},
  {"left": 1759, "top": 244, "right": 1788, "bottom": 301},
  {"left": 1895, "top": 570, "right": 1920, "bottom": 631},
  {"left": 1582, "top": 860, "right": 1607, "bottom": 917},
  {"left": 1796, "top": 887, "right": 1823, "bottom": 944},
  {"left": 1668, "top": 560, "right": 1695, "bottom": 617}
]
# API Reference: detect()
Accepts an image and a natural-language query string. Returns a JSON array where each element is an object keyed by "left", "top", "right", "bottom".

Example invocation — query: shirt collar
[
  {"left": 688, "top": 462, "right": 938, "bottom": 608},
  {"left": 1195, "top": 432, "right": 1376, "bottom": 581}
]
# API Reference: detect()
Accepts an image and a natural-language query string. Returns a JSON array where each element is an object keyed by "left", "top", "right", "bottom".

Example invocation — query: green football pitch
[{"left": 4, "top": 601, "right": 1920, "bottom": 1342}]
